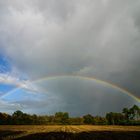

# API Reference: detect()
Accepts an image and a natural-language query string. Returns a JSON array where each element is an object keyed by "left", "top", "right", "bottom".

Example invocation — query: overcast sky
[{"left": 0, "top": 0, "right": 140, "bottom": 116}]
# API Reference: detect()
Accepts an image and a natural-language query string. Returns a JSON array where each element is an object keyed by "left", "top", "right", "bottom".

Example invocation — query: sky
[{"left": 0, "top": 0, "right": 140, "bottom": 116}]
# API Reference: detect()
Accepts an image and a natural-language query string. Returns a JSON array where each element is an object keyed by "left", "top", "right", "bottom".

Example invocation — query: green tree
[
  {"left": 106, "top": 112, "right": 125, "bottom": 125},
  {"left": 106, "top": 112, "right": 114, "bottom": 125},
  {"left": 12, "top": 110, "right": 28, "bottom": 124},
  {"left": 69, "top": 117, "right": 84, "bottom": 125},
  {"left": 0, "top": 112, "right": 11, "bottom": 124},
  {"left": 83, "top": 114, "right": 95, "bottom": 124},
  {"left": 122, "top": 108, "right": 131, "bottom": 120},
  {"left": 130, "top": 105, "right": 140, "bottom": 120},
  {"left": 55, "top": 112, "right": 69, "bottom": 124},
  {"left": 94, "top": 116, "right": 107, "bottom": 125}
]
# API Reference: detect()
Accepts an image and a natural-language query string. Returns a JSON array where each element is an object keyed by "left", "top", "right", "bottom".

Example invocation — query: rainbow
[{"left": 1, "top": 75, "right": 140, "bottom": 103}]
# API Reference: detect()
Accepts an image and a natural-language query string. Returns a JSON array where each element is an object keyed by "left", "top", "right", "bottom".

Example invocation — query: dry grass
[{"left": 0, "top": 125, "right": 140, "bottom": 140}]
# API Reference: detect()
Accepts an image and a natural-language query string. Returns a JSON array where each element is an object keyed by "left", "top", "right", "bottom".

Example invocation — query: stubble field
[{"left": 0, "top": 125, "right": 140, "bottom": 140}]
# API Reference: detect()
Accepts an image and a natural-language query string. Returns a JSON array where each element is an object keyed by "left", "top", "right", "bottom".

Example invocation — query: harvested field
[{"left": 0, "top": 125, "right": 140, "bottom": 140}]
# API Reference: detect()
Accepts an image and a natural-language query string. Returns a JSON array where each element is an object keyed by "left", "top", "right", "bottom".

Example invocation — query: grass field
[{"left": 0, "top": 125, "right": 140, "bottom": 140}]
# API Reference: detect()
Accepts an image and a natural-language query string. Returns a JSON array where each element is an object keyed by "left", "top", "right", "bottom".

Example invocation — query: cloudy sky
[{"left": 0, "top": 0, "right": 140, "bottom": 116}]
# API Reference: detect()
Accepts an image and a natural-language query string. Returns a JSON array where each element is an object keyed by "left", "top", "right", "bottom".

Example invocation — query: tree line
[{"left": 0, "top": 105, "right": 140, "bottom": 125}]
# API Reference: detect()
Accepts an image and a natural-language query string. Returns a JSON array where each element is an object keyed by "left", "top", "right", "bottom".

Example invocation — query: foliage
[
  {"left": 0, "top": 105, "right": 140, "bottom": 125},
  {"left": 83, "top": 114, "right": 95, "bottom": 124},
  {"left": 54, "top": 112, "right": 69, "bottom": 124},
  {"left": 106, "top": 112, "right": 125, "bottom": 125}
]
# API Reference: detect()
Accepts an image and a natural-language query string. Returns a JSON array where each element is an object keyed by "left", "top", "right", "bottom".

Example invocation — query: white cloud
[
  {"left": 0, "top": 73, "right": 38, "bottom": 94},
  {"left": 0, "top": 0, "right": 140, "bottom": 115}
]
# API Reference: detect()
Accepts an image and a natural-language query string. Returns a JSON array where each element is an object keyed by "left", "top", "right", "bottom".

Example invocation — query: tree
[
  {"left": 130, "top": 105, "right": 140, "bottom": 120},
  {"left": 122, "top": 105, "right": 140, "bottom": 121},
  {"left": 54, "top": 112, "right": 69, "bottom": 124},
  {"left": 0, "top": 105, "right": 139, "bottom": 125},
  {"left": 106, "top": 112, "right": 125, "bottom": 125},
  {"left": 106, "top": 112, "right": 114, "bottom": 125},
  {"left": 0, "top": 112, "right": 11, "bottom": 124},
  {"left": 12, "top": 110, "right": 24, "bottom": 117},
  {"left": 12, "top": 110, "right": 29, "bottom": 124},
  {"left": 94, "top": 116, "right": 107, "bottom": 125},
  {"left": 69, "top": 117, "right": 84, "bottom": 125},
  {"left": 83, "top": 114, "right": 95, "bottom": 124},
  {"left": 122, "top": 108, "right": 131, "bottom": 120}
]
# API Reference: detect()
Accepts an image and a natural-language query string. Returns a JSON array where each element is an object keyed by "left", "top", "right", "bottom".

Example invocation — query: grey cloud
[
  {"left": 0, "top": 100, "right": 22, "bottom": 113},
  {"left": 0, "top": 0, "right": 140, "bottom": 115},
  {"left": 30, "top": 77, "right": 139, "bottom": 116}
]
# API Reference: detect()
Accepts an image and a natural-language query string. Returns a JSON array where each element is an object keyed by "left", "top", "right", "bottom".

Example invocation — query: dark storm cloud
[
  {"left": 0, "top": 0, "right": 140, "bottom": 115},
  {"left": 20, "top": 77, "right": 138, "bottom": 116}
]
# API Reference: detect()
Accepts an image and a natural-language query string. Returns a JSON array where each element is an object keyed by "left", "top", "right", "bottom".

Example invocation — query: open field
[{"left": 0, "top": 125, "right": 140, "bottom": 140}]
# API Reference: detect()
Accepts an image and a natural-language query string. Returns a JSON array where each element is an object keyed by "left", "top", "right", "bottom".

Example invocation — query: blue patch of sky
[
  {"left": 1, "top": 88, "right": 44, "bottom": 102},
  {"left": 0, "top": 84, "right": 16, "bottom": 93},
  {"left": 0, "top": 54, "right": 11, "bottom": 73},
  {"left": 0, "top": 54, "right": 33, "bottom": 101}
]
